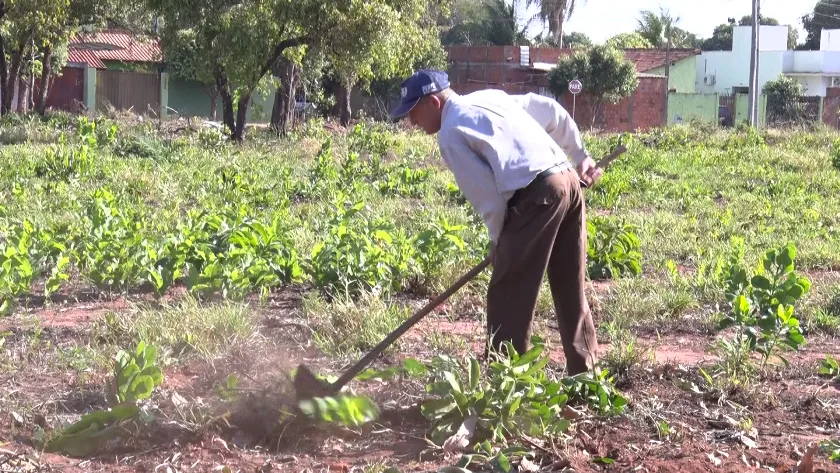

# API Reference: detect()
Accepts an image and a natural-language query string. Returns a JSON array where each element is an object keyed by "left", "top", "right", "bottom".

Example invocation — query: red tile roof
[
  {"left": 622, "top": 48, "right": 700, "bottom": 72},
  {"left": 68, "top": 30, "right": 161, "bottom": 68},
  {"left": 67, "top": 49, "right": 106, "bottom": 68}
]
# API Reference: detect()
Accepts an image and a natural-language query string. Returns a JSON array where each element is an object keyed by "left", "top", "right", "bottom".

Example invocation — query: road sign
[{"left": 569, "top": 79, "right": 583, "bottom": 95}]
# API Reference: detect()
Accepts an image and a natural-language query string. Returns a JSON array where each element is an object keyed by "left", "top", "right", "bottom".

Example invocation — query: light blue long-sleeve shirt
[{"left": 437, "top": 89, "right": 590, "bottom": 244}]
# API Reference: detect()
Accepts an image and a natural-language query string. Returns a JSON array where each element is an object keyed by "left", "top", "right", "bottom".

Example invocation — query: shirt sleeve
[
  {"left": 438, "top": 127, "right": 508, "bottom": 245},
  {"left": 514, "top": 93, "right": 590, "bottom": 167}
]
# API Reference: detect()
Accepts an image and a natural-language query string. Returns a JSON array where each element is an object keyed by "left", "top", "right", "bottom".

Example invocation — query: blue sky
[{"left": 518, "top": 0, "right": 817, "bottom": 44}]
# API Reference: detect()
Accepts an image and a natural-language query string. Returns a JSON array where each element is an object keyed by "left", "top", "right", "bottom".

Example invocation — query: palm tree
[
  {"left": 526, "top": 0, "right": 586, "bottom": 47},
  {"left": 635, "top": 7, "right": 695, "bottom": 49}
]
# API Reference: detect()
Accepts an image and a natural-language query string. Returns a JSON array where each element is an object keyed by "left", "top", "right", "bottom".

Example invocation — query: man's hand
[{"left": 577, "top": 156, "right": 603, "bottom": 187}]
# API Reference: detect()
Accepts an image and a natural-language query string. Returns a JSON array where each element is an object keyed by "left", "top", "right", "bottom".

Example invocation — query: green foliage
[
  {"left": 410, "top": 217, "right": 468, "bottom": 285},
  {"left": 0, "top": 219, "right": 70, "bottom": 313},
  {"left": 307, "top": 199, "right": 413, "bottom": 297},
  {"left": 719, "top": 243, "right": 809, "bottom": 368},
  {"left": 586, "top": 217, "right": 643, "bottom": 280},
  {"left": 73, "top": 188, "right": 147, "bottom": 292},
  {"left": 763, "top": 75, "right": 808, "bottom": 126},
  {"left": 33, "top": 117, "right": 101, "bottom": 180},
  {"left": 420, "top": 339, "right": 627, "bottom": 446},
  {"left": 298, "top": 394, "right": 380, "bottom": 427},
  {"left": 820, "top": 438, "right": 840, "bottom": 463},
  {"left": 109, "top": 341, "right": 164, "bottom": 404},
  {"left": 43, "top": 341, "right": 163, "bottom": 457},
  {"left": 605, "top": 32, "right": 653, "bottom": 49},
  {"left": 830, "top": 138, "right": 840, "bottom": 171},
  {"left": 819, "top": 355, "right": 839, "bottom": 379}
]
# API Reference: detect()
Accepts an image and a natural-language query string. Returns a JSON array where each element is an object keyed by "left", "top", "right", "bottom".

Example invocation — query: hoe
[{"left": 293, "top": 139, "right": 628, "bottom": 402}]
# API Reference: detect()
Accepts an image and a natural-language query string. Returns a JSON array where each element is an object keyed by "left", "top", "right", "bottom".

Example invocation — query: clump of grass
[
  {"left": 93, "top": 296, "right": 256, "bottom": 361},
  {"left": 302, "top": 289, "right": 410, "bottom": 358},
  {"left": 601, "top": 321, "right": 650, "bottom": 379}
]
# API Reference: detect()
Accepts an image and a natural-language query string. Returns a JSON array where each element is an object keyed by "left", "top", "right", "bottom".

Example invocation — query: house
[
  {"left": 442, "top": 45, "right": 700, "bottom": 131},
  {"left": 47, "top": 30, "right": 276, "bottom": 122},
  {"left": 697, "top": 25, "right": 840, "bottom": 97}
]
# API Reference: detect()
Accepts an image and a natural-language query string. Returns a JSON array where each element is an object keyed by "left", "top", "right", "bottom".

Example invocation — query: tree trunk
[
  {"left": 338, "top": 81, "right": 352, "bottom": 127},
  {"left": 232, "top": 91, "right": 250, "bottom": 142},
  {"left": 5, "top": 43, "right": 25, "bottom": 113},
  {"left": 18, "top": 79, "right": 29, "bottom": 113},
  {"left": 203, "top": 84, "right": 218, "bottom": 121},
  {"left": 214, "top": 65, "right": 236, "bottom": 137},
  {"left": 0, "top": 34, "right": 7, "bottom": 115},
  {"left": 36, "top": 44, "right": 53, "bottom": 115},
  {"left": 270, "top": 58, "right": 298, "bottom": 136}
]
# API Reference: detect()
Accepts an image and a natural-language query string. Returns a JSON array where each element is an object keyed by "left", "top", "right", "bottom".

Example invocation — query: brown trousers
[{"left": 486, "top": 167, "right": 598, "bottom": 375}]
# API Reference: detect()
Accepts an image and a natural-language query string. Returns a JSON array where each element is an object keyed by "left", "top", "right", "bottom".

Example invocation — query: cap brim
[{"left": 390, "top": 97, "right": 420, "bottom": 120}]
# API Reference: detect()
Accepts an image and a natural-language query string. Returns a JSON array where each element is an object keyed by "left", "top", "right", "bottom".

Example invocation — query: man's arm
[
  {"left": 438, "top": 126, "right": 508, "bottom": 246},
  {"left": 512, "top": 92, "right": 590, "bottom": 166}
]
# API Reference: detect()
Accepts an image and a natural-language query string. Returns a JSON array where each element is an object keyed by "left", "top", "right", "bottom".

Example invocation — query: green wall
[
  {"left": 648, "top": 57, "right": 696, "bottom": 94},
  {"left": 668, "top": 93, "right": 718, "bottom": 125},
  {"left": 735, "top": 94, "right": 767, "bottom": 127},
  {"left": 167, "top": 77, "right": 275, "bottom": 123}
]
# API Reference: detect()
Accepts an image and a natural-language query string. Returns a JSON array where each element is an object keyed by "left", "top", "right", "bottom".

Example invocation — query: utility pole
[
  {"left": 747, "top": 0, "right": 760, "bottom": 126},
  {"left": 663, "top": 24, "right": 671, "bottom": 124}
]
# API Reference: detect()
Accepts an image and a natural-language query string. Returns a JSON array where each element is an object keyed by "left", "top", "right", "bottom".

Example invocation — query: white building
[{"left": 696, "top": 26, "right": 840, "bottom": 97}]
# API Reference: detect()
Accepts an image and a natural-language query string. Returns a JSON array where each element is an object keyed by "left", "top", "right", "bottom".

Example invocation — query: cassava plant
[{"left": 719, "top": 243, "right": 809, "bottom": 368}]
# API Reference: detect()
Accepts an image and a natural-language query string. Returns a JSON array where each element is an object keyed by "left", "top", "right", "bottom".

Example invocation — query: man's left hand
[{"left": 577, "top": 156, "right": 603, "bottom": 187}]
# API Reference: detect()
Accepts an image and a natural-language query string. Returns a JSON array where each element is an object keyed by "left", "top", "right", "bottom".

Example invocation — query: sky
[{"left": 517, "top": 0, "right": 818, "bottom": 44}]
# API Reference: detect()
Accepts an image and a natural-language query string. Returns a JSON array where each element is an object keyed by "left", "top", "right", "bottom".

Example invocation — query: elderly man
[{"left": 391, "top": 69, "right": 602, "bottom": 375}]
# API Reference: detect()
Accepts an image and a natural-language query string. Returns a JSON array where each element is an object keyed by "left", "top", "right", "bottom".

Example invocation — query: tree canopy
[
  {"left": 702, "top": 15, "right": 798, "bottom": 51},
  {"left": 802, "top": 0, "right": 840, "bottom": 50},
  {"left": 605, "top": 32, "right": 653, "bottom": 49},
  {"left": 547, "top": 44, "right": 638, "bottom": 128}
]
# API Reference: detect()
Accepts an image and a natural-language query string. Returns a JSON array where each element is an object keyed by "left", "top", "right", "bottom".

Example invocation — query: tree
[
  {"left": 702, "top": 15, "right": 798, "bottom": 51},
  {"left": 158, "top": 28, "right": 219, "bottom": 120},
  {"left": 441, "top": 0, "right": 531, "bottom": 46},
  {"left": 547, "top": 44, "right": 638, "bottom": 128},
  {"left": 802, "top": 1, "right": 840, "bottom": 50},
  {"left": 763, "top": 75, "right": 807, "bottom": 126},
  {"left": 635, "top": 7, "right": 697, "bottom": 49},
  {"left": 562, "top": 31, "right": 591, "bottom": 48},
  {"left": 327, "top": 0, "right": 446, "bottom": 126},
  {"left": 605, "top": 32, "right": 653, "bottom": 49},
  {"left": 150, "top": 0, "right": 324, "bottom": 142},
  {"left": 526, "top": 0, "right": 586, "bottom": 47}
]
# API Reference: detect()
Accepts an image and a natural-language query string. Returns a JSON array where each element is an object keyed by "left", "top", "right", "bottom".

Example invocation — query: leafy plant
[
  {"left": 109, "top": 341, "right": 164, "bottom": 404},
  {"left": 820, "top": 439, "right": 840, "bottom": 463},
  {"left": 43, "top": 341, "right": 163, "bottom": 457},
  {"left": 73, "top": 188, "right": 147, "bottom": 292},
  {"left": 298, "top": 394, "right": 379, "bottom": 427},
  {"left": 719, "top": 243, "right": 809, "bottom": 368},
  {"left": 379, "top": 165, "right": 429, "bottom": 197},
  {"left": 410, "top": 217, "right": 468, "bottom": 289},
  {"left": 819, "top": 356, "right": 839, "bottom": 380},
  {"left": 307, "top": 198, "right": 413, "bottom": 298},
  {"left": 587, "top": 216, "right": 643, "bottom": 280},
  {"left": 420, "top": 339, "right": 627, "bottom": 446}
]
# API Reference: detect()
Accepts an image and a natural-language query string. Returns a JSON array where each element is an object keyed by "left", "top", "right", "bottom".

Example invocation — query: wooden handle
[
  {"left": 329, "top": 256, "right": 493, "bottom": 392},
  {"left": 579, "top": 144, "right": 628, "bottom": 188}
]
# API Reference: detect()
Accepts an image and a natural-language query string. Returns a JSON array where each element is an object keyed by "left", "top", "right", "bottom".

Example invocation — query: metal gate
[
  {"left": 718, "top": 94, "right": 735, "bottom": 127},
  {"left": 96, "top": 69, "right": 160, "bottom": 115}
]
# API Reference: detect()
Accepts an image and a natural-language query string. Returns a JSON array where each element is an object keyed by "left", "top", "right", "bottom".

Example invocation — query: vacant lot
[{"left": 0, "top": 113, "right": 838, "bottom": 472}]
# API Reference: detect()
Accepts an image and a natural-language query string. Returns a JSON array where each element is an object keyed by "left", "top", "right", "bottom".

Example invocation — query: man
[{"left": 391, "top": 69, "right": 602, "bottom": 375}]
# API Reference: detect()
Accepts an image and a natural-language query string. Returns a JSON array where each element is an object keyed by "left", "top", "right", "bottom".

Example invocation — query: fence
[
  {"left": 95, "top": 70, "right": 160, "bottom": 115},
  {"left": 765, "top": 95, "right": 822, "bottom": 128}
]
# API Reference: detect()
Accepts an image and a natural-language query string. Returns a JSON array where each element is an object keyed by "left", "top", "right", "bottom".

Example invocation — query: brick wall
[
  {"left": 445, "top": 46, "right": 666, "bottom": 131},
  {"left": 824, "top": 87, "right": 840, "bottom": 128}
]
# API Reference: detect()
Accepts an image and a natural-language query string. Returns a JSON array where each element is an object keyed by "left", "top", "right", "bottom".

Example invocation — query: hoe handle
[
  {"left": 579, "top": 144, "right": 627, "bottom": 188},
  {"left": 330, "top": 256, "right": 492, "bottom": 392}
]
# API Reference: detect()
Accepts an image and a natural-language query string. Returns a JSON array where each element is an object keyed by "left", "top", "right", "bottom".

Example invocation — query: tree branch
[{"left": 256, "top": 36, "right": 312, "bottom": 86}]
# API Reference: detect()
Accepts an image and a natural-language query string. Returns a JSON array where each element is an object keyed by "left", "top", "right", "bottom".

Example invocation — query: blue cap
[{"left": 391, "top": 69, "right": 450, "bottom": 119}]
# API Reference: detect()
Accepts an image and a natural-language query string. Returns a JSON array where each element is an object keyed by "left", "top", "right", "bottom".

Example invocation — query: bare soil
[{"left": 0, "top": 284, "right": 838, "bottom": 473}]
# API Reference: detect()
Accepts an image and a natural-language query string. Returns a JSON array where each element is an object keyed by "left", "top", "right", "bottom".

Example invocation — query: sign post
[{"left": 568, "top": 79, "right": 583, "bottom": 120}]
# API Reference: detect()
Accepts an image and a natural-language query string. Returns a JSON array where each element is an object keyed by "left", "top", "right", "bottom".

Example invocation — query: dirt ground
[{"left": 0, "top": 283, "right": 838, "bottom": 473}]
